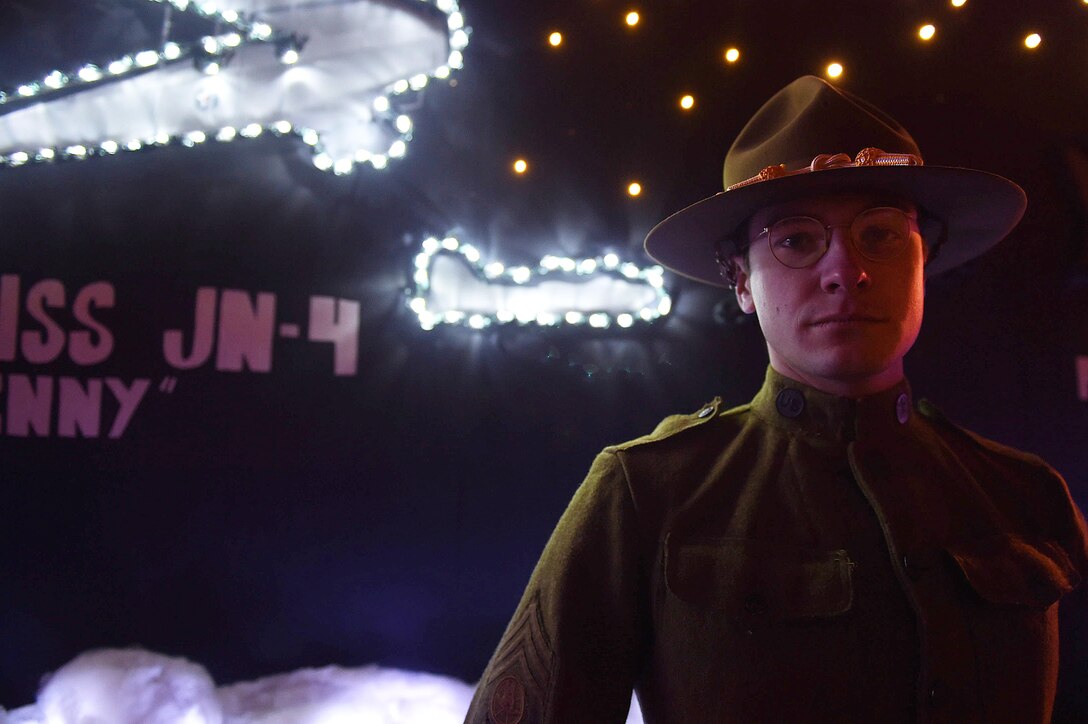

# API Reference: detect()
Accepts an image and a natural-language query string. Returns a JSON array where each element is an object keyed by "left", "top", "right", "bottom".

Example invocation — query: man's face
[{"left": 733, "top": 193, "right": 926, "bottom": 396}]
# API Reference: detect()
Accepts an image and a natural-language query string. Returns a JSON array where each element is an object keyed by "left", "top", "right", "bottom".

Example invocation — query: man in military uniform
[{"left": 464, "top": 76, "right": 1088, "bottom": 723}]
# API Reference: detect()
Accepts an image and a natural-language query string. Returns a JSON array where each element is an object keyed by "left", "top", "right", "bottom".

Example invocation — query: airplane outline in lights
[
  {"left": 408, "top": 235, "right": 673, "bottom": 331},
  {"left": 0, "top": 0, "right": 469, "bottom": 175}
]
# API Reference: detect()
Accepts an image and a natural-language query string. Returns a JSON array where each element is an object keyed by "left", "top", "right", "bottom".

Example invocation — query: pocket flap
[
  {"left": 664, "top": 535, "right": 853, "bottom": 620},
  {"left": 947, "top": 534, "right": 1081, "bottom": 608}
]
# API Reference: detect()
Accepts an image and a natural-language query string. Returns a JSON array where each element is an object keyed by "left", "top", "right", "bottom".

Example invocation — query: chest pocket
[
  {"left": 664, "top": 535, "right": 854, "bottom": 622},
  {"left": 946, "top": 533, "right": 1081, "bottom": 608}
]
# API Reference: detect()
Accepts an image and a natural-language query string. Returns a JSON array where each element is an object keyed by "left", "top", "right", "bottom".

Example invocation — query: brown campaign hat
[{"left": 644, "top": 75, "right": 1027, "bottom": 287}]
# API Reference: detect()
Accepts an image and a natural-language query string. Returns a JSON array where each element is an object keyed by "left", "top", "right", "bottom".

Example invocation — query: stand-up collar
[{"left": 750, "top": 366, "right": 914, "bottom": 445}]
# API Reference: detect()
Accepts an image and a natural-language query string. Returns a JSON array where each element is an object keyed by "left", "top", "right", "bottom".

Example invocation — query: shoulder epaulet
[
  {"left": 915, "top": 397, "right": 946, "bottom": 424},
  {"left": 916, "top": 397, "right": 1051, "bottom": 470},
  {"left": 610, "top": 397, "right": 751, "bottom": 452}
]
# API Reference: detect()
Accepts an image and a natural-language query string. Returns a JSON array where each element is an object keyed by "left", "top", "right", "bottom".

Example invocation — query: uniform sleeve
[
  {"left": 1042, "top": 466, "right": 1088, "bottom": 587},
  {"left": 464, "top": 450, "right": 650, "bottom": 724}
]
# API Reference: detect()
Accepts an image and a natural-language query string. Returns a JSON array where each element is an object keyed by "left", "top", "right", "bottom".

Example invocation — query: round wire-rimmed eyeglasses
[{"left": 755, "top": 206, "right": 916, "bottom": 269}]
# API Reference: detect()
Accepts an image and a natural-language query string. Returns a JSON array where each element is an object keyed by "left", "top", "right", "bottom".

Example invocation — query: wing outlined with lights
[
  {"left": 408, "top": 236, "right": 672, "bottom": 330},
  {"left": 0, "top": 0, "right": 468, "bottom": 174}
]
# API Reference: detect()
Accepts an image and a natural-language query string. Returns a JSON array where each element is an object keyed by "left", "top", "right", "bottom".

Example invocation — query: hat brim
[{"left": 643, "top": 165, "right": 1027, "bottom": 287}]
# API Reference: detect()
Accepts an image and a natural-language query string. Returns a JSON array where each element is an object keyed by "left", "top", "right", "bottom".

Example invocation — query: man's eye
[
  {"left": 775, "top": 232, "right": 818, "bottom": 251},
  {"left": 858, "top": 225, "right": 904, "bottom": 253}
]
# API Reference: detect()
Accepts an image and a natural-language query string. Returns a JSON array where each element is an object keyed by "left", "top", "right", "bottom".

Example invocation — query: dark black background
[{"left": 1, "top": 0, "right": 1086, "bottom": 718}]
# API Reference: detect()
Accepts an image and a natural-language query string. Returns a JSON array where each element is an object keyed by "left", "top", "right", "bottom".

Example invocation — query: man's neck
[{"left": 767, "top": 358, "right": 906, "bottom": 398}]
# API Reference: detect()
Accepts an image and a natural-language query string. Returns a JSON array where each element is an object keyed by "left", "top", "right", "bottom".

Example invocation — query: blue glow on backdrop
[{"left": 0, "top": 0, "right": 468, "bottom": 174}]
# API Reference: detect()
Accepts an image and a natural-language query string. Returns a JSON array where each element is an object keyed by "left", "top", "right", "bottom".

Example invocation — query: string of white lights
[
  {"left": 0, "top": 0, "right": 468, "bottom": 174},
  {"left": 408, "top": 235, "right": 672, "bottom": 330}
]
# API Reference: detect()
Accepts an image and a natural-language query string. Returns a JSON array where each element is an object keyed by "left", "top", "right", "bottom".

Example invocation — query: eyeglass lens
[{"left": 767, "top": 207, "right": 911, "bottom": 269}]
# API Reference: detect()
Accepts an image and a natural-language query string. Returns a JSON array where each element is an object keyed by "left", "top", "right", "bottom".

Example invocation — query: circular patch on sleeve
[{"left": 489, "top": 675, "right": 526, "bottom": 724}]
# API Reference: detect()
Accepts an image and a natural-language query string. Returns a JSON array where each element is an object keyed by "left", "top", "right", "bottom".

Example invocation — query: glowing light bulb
[
  {"left": 951, "top": 0, "right": 966, "bottom": 6},
  {"left": 826, "top": 62, "right": 844, "bottom": 79},
  {"left": 724, "top": 47, "right": 740, "bottom": 63},
  {"left": 513, "top": 158, "right": 528, "bottom": 174},
  {"left": 628, "top": 182, "right": 642, "bottom": 196},
  {"left": 549, "top": 32, "right": 563, "bottom": 47},
  {"left": 280, "top": 48, "right": 299, "bottom": 64},
  {"left": 625, "top": 11, "right": 640, "bottom": 26},
  {"left": 679, "top": 94, "right": 695, "bottom": 110},
  {"left": 918, "top": 24, "right": 935, "bottom": 41},
  {"left": 1024, "top": 33, "right": 1041, "bottom": 49},
  {"left": 578, "top": 259, "right": 597, "bottom": 274}
]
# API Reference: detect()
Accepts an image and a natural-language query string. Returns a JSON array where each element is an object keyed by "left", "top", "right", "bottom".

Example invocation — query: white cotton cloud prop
[
  {"left": 36, "top": 649, "right": 222, "bottom": 724},
  {"left": 217, "top": 665, "right": 474, "bottom": 724},
  {"left": 3, "top": 649, "right": 646, "bottom": 724}
]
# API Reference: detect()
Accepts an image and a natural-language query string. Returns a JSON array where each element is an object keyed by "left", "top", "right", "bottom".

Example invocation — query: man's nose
[{"left": 819, "top": 225, "right": 871, "bottom": 293}]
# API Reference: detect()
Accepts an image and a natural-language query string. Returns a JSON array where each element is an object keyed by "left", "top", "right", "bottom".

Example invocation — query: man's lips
[{"left": 808, "top": 313, "right": 887, "bottom": 326}]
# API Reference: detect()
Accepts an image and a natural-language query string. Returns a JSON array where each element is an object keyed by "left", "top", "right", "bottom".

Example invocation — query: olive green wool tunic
[{"left": 465, "top": 368, "right": 1088, "bottom": 724}]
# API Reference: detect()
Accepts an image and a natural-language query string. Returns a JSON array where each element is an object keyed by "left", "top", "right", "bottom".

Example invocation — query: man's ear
[{"left": 732, "top": 256, "right": 756, "bottom": 315}]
